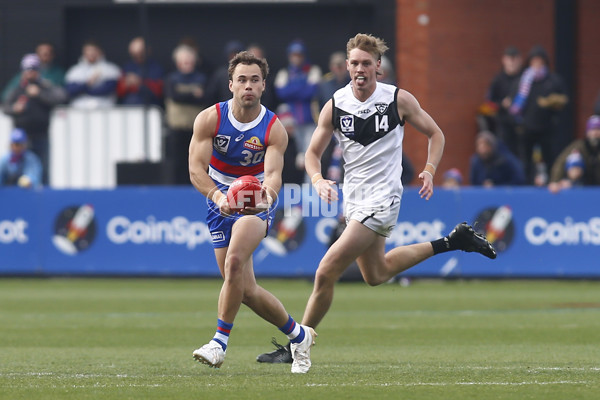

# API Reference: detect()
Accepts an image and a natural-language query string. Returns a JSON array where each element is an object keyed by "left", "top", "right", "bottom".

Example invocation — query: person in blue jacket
[
  {"left": 0, "top": 128, "right": 42, "bottom": 188},
  {"left": 274, "top": 40, "right": 322, "bottom": 174},
  {"left": 470, "top": 130, "right": 526, "bottom": 186}
]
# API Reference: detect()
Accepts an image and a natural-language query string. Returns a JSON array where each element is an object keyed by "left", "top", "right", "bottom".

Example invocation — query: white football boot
[
  {"left": 193, "top": 340, "right": 226, "bottom": 368},
  {"left": 290, "top": 326, "right": 317, "bottom": 374}
]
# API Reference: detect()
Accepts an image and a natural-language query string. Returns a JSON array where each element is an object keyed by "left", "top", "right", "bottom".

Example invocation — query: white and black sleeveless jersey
[{"left": 331, "top": 82, "right": 405, "bottom": 207}]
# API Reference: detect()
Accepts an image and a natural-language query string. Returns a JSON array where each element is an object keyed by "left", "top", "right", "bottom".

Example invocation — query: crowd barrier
[
  {"left": 0, "top": 106, "right": 164, "bottom": 188},
  {"left": 1, "top": 186, "right": 599, "bottom": 278}
]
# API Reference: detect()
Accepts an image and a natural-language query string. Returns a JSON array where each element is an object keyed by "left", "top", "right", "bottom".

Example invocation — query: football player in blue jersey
[{"left": 188, "top": 51, "right": 316, "bottom": 374}]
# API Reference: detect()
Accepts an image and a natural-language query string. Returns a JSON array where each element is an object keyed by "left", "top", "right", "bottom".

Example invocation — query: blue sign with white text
[{"left": 1, "top": 187, "right": 599, "bottom": 278}]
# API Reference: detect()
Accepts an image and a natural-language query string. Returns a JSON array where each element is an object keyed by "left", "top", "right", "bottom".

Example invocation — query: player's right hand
[
  {"left": 217, "top": 196, "right": 233, "bottom": 216},
  {"left": 314, "top": 179, "right": 338, "bottom": 204}
]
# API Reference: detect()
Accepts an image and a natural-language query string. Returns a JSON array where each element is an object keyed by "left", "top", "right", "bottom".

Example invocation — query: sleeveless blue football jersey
[
  {"left": 206, "top": 100, "right": 277, "bottom": 248},
  {"left": 208, "top": 99, "right": 277, "bottom": 188}
]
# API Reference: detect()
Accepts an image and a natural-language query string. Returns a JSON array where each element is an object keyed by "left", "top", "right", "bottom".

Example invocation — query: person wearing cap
[
  {"left": 482, "top": 46, "right": 523, "bottom": 155},
  {"left": 0, "top": 128, "right": 42, "bottom": 188},
  {"left": 469, "top": 130, "right": 526, "bottom": 187},
  {"left": 508, "top": 44, "right": 568, "bottom": 183},
  {"left": 564, "top": 151, "right": 585, "bottom": 186},
  {"left": 548, "top": 115, "right": 600, "bottom": 193},
  {"left": 1, "top": 42, "right": 65, "bottom": 103},
  {"left": 274, "top": 39, "right": 322, "bottom": 174},
  {"left": 3, "top": 53, "right": 67, "bottom": 184},
  {"left": 442, "top": 167, "right": 463, "bottom": 189}
]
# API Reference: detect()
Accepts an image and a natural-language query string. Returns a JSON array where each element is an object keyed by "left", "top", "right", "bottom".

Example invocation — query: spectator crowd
[{"left": 1, "top": 38, "right": 599, "bottom": 192}]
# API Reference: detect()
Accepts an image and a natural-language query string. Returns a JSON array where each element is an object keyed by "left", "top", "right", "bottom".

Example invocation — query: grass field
[{"left": 1, "top": 278, "right": 599, "bottom": 399}]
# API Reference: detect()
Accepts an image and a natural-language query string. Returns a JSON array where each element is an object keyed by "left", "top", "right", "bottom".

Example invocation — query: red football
[{"left": 226, "top": 175, "right": 263, "bottom": 212}]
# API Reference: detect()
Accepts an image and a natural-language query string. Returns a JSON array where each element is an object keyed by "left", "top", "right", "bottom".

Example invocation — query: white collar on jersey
[{"left": 226, "top": 99, "right": 266, "bottom": 131}]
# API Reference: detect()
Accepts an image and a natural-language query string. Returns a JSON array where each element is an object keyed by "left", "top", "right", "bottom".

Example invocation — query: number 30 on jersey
[{"left": 240, "top": 150, "right": 265, "bottom": 166}]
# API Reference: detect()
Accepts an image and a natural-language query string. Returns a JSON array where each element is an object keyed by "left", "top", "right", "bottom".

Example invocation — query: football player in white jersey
[{"left": 256, "top": 33, "right": 495, "bottom": 365}]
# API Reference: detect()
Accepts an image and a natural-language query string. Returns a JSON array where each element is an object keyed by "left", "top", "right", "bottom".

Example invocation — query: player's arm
[
  {"left": 242, "top": 118, "right": 288, "bottom": 214},
  {"left": 189, "top": 106, "right": 231, "bottom": 214},
  {"left": 397, "top": 89, "right": 445, "bottom": 200},
  {"left": 305, "top": 100, "right": 338, "bottom": 203}
]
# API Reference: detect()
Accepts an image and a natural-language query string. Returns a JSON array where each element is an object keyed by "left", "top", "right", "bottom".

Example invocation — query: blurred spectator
[
  {"left": 563, "top": 152, "right": 585, "bottom": 186},
  {"left": 481, "top": 46, "right": 523, "bottom": 155},
  {"left": 277, "top": 105, "right": 304, "bottom": 185},
  {"left": 318, "top": 51, "right": 349, "bottom": 108},
  {"left": 64, "top": 40, "right": 121, "bottom": 109},
  {"left": 441, "top": 168, "right": 463, "bottom": 189},
  {"left": 1, "top": 41, "right": 66, "bottom": 102},
  {"left": 509, "top": 45, "right": 568, "bottom": 183},
  {"left": 206, "top": 40, "right": 244, "bottom": 106},
  {"left": 400, "top": 152, "right": 415, "bottom": 186},
  {"left": 0, "top": 128, "right": 42, "bottom": 188},
  {"left": 274, "top": 39, "right": 322, "bottom": 170},
  {"left": 3, "top": 53, "right": 66, "bottom": 184},
  {"left": 117, "top": 37, "right": 164, "bottom": 107},
  {"left": 317, "top": 51, "right": 349, "bottom": 182},
  {"left": 377, "top": 55, "right": 396, "bottom": 84},
  {"left": 548, "top": 115, "right": 600, "bottom": 193},
  {"left": 246, "top": 42, "right": 275, "bottom": 110},
  {"left": 177, "top": 36, "right": 213, "bottom": 79},
  {"left": 164, "top": 44, "right": 209, "bottom": 184},
  {"left": 470, "top": 131, "right": 526, "bottom": 187}
]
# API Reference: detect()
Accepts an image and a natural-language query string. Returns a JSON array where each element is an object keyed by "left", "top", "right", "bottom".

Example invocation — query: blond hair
[{"left": 346, "top": 33, "right": 388, "bottom": 60}]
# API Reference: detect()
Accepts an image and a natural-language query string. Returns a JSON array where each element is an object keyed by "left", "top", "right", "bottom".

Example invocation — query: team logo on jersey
[
  {"left": 244, "top": 136, "right": 264, "bottom": 151},
  {"left": 214, "top": 135, "right": 230, "bottom": 155},
  {"left": 375, "top": 103, "right": 389, "bottom": 115},
  {"left": 340, "top": 115, "right": 355, "bottom": 135}
]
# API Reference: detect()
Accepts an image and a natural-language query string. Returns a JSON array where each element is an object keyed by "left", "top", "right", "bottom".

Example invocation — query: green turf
[{"left": 0, "top": 278, "right": 599, "bottom": 399}]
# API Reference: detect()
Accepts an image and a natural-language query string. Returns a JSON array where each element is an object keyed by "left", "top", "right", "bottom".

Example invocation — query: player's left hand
[
  {"left": 239, "top": 189, "right": 272, "bottom": 215},
  {"left": 418, "top": 171, "right": 434, "bottom": 200}
]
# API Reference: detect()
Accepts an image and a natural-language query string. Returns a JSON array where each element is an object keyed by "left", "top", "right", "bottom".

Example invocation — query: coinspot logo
[
  {"left": 473, "top": 205, "right": 515, "bottom": 253},
  {"left": 52, "top": 204, "right": 97, "bottom": 255}
]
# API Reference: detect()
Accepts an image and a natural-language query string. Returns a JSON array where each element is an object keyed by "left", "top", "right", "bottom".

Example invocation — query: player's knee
[
  {"left": 362, "top": 273, "right": 384, "bottom": 287},
  {"left": 314, "top": 263, "right": 341, "bottom": 288},
  {"left": 224, "top": 253, "right": 244, "bottom": 275},
  {"left": 359, "top": 265, "right": 386, "bottom": 286}
]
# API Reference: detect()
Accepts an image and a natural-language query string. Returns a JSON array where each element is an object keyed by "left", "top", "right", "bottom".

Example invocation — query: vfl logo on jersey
[
  {"left": 375, "top": 103, "right": 389, "bottom": 115},
  {"left": 214, "top": 135, "right": 230, "bottom": 155},
  {"left": 243, "top": 136, "right": 264, "bottom": 151},
  {"left": 340, "top": 115, "right": 355, "bottom": 135}
]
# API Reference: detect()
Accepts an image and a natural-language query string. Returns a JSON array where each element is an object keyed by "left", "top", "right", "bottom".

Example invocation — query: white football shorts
[{"left": 344, "top": 196, "right": 401, "bottom": 237}]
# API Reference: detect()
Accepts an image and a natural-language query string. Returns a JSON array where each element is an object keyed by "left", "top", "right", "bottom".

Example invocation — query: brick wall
[
  {"left": 576, "top": 0, "right": 600, "bottom": 135},
  {"left": 396, "top": 0, "right": 555, "bottom": 184}
]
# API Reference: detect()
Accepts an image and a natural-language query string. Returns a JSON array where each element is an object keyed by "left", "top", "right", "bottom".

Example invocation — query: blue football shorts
[{"left": 206, "top": 199, "right": 274, "bottom": 249}]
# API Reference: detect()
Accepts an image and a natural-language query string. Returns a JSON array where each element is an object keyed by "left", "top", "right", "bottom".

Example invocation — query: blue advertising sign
[{"left": 1, "top": 186, "right": 599, "bottom": 278}]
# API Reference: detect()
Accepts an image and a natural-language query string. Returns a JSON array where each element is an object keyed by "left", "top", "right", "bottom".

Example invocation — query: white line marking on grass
[
  {"left": 432, "top": 366, "right": 600, "bottom": 372},
  {"left": 306, "top": 380, "right": 590, "bottom": 387}
]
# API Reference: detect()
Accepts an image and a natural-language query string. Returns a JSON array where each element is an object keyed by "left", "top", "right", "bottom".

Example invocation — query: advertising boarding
[{"left": 1, "top": 186, "right": 599, "bottom": 278}]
